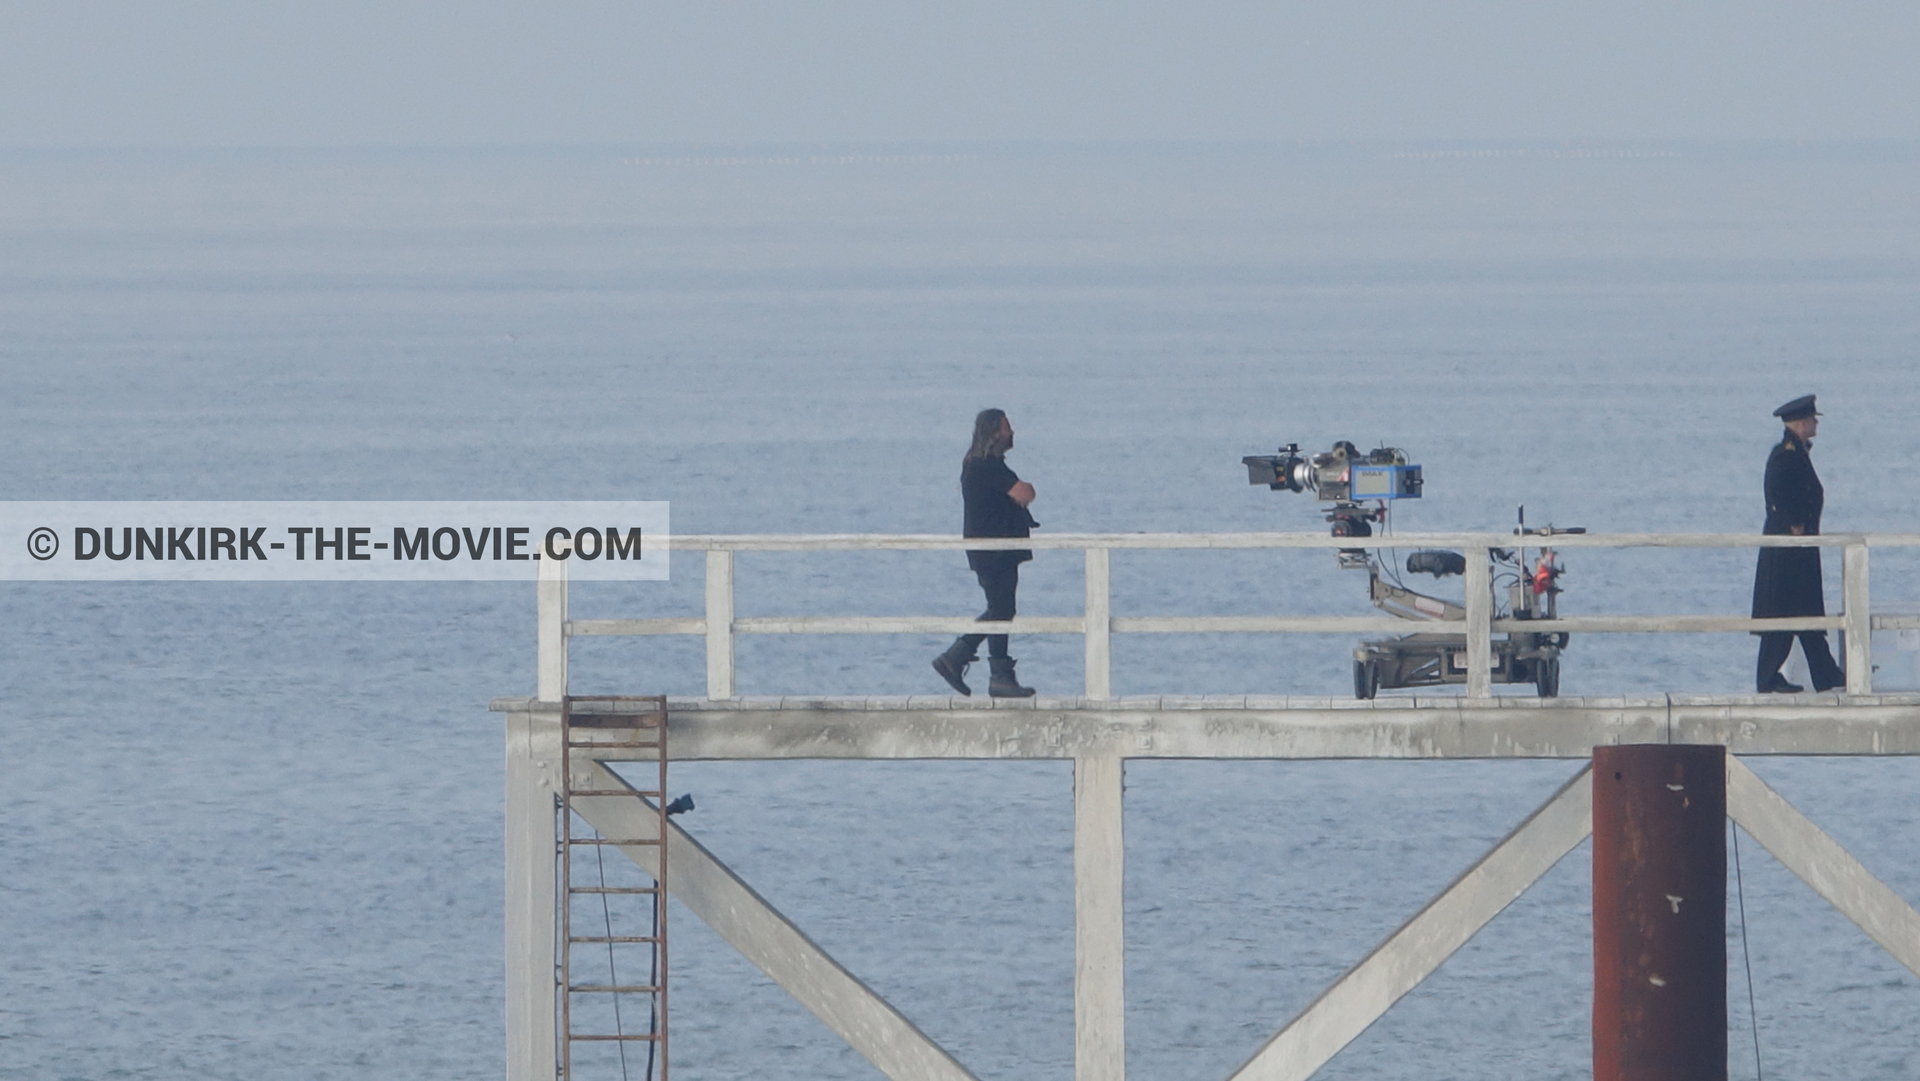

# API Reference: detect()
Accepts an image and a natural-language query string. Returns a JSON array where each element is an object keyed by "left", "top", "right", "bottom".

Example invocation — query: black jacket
[
  {"left": 962, "top": 455, "right": 1037, "bottom": 573},
  {"left": 1751, "top": 428, "right": 1825, "bottom": 619}
]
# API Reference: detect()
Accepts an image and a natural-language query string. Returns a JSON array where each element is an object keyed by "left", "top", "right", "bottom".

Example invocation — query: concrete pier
[{"left": 496, "top": 528, "right": 1920, "bottom": 1081}]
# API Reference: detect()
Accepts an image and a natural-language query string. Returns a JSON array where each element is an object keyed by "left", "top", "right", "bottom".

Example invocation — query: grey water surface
[{"left": 2, "top": 143, "right": 1918, "bottom": 1080}]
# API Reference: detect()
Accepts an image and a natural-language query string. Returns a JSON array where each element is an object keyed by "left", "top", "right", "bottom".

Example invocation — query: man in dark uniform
[
  {"left": 932, "top": 408, "right": 1038, "bottom": 697},
  {"left": 1752, "top": 394, "right": 1844, "bottom": 693}
]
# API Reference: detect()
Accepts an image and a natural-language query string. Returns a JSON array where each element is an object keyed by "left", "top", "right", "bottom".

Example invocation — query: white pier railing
[{"left": 545, "top": 531, "right": 1920, "bottom": 699}]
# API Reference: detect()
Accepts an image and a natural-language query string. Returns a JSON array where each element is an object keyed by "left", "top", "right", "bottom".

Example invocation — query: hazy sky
[{"left": 3, "top": 1, "right": 1916, "bottom": 147}]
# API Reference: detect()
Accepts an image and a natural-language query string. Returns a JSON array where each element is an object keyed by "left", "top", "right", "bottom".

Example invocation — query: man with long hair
[{"left": 932, "top": 408, "right": 1038, "bottom": 697}]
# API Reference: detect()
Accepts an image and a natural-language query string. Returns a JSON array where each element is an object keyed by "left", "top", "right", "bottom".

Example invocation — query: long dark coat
[{"left": 1751, "top": 428, "right": 1825, "bottom": 619}]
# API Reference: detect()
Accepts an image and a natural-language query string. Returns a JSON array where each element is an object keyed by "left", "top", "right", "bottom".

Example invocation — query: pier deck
[{"left": 495, "top": 692, "right": 1920, "bottom": 760}]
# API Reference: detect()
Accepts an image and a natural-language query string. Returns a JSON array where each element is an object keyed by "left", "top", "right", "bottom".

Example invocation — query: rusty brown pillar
[{"left": 1592, "top": 743, "right": 1726, "bottom": 1081}]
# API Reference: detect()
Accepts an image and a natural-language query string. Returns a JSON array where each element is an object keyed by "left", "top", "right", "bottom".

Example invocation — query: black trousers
[
  {"left": 1756, "top": 630, "right": 1844, "bottom": 691},
  {"left": 957, "top": 564, "right": 1019, "bottom": 660}
]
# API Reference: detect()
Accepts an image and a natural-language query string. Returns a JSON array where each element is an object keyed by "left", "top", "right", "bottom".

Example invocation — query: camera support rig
[{"left": 1244, "top": 442, "right": 1580, "bottom": 698}]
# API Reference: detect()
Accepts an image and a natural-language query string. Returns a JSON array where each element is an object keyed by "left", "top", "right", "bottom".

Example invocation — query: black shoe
[
  {"left": 933, "top": 640, "right": 976, "bottom": 696},
  {"left": 988, "top": 656, "right": 1035, "bottom": 698},
  {"left": 1760, "top": 673, "right": 1803, "bottom": 694}
]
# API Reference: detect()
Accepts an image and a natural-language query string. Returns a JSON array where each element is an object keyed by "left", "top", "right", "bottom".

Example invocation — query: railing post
[
  {"left": 1464, "top": 545, "right": 1492, "bottom": 698},
  {"left": 537, "top": 552, "right": 568, "bottom": 702},
  {"left": 1844, "top": 542, "right": 1871, "bottom": 695},
  {"left": 1085, "top": 547, "right": 1112, "bottom": 700},
  {"left": 706, "top": 548, "right": 735, "bottom": 700}
]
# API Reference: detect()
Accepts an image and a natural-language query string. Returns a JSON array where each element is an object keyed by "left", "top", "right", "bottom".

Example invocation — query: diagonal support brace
[
  {"left": 1228, "top": 766, "right": 1594, "bottom": 1081},
  {"left": 574, "top": 761, "right": 980, "bottom": 1081},
  {"left": 1725, "top": 754, "right": 1920, "bottom": 978}
]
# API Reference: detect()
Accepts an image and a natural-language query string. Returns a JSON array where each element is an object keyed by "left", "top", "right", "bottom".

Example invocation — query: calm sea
[{"left": 2, "top": 142, "right": 1918, "bottom": 1079}]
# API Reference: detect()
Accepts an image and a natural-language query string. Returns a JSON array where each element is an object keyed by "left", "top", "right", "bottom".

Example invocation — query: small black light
[{"left": 664, "top": 794, "right": 695, "bottom": 816}]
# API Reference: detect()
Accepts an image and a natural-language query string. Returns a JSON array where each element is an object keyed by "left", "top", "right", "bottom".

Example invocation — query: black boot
[
  {"left": 1760, "top": 672, "right": 1803, "bottom": 694},
  {"left": 988, "top": 656, "right": 1035, "bottom": 698},
  {"left": 933, "top": 639, "right": 977, "bottom": 696}
]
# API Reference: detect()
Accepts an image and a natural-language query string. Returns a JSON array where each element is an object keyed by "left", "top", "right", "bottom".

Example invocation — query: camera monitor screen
[{"left": 1351, "top": 464, "right": 1421, "bottom": 499}]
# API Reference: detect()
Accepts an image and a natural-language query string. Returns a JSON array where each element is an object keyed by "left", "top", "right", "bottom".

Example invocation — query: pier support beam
[
  {"left": 1074, "top": 755, "right": 1126, "bottom": 1081},
  {"left": 1230, "top": 767, "right": 1592, "bottom": 1081},
  {"left": 504, "top": 705, "right": 559, "bottom": 1081},
  {"left": 1592, "top": 744, "right": 1726, "bottom": 1081},
  {"left": 1726, "top": 755, "right": 1920, "bottom": 978},
  {"left": 508, "top": 557, "right": 568, "bottom": 1081},
  {"left": 576, "top": 762, "right": 977, "bottom": 1081}
]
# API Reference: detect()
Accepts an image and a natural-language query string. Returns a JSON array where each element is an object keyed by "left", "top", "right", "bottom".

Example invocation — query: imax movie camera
[
  {"left": 1244, "top": 440, "right": 1578, "bottom": 698},
  {"left": 1244, "top": 441, "right": 1422, "bottom": 547}
]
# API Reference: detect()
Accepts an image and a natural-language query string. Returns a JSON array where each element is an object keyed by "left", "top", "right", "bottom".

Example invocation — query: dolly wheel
[
  {"left": 1353, "top": 659, "right": 1379, "bottom": 700},
  {"left": 1535, "top": 657, "right": 1560, "bottom": 698}
]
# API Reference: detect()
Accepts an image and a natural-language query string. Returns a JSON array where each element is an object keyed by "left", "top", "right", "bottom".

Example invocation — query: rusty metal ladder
[{"left": 558, "top": 695, "right": 669, "bottom": 1081}]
